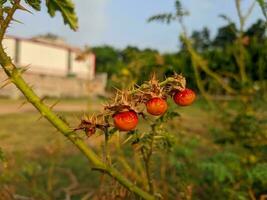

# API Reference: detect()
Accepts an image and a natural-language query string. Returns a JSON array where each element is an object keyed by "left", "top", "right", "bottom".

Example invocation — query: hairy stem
[
  {"left": 0, "top": 3, "right": 155, "bottom": 200},
  {"left": 141, "top": 124, "right": 156, "bottom": 194},
  {"left": 0, "top": 0, "right": 19, "bottom": 41}
]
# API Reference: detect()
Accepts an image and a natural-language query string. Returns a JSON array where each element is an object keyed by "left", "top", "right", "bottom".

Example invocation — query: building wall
[
  {"left": 0, "top": 36, "right": 106, "bottom": 98},
  {"left": 0, "top": 69, "right": 106, "bottom": 98},
  {"left": 71, "top": 51, "right": 91, "bottom": 79},
  {"left": 2, "top": 36, "right": 95, "bottom": 80},
  {"left": 20, "top": 40, "right": 68, "bottom": 76},
  {"left": 2, "top": 38, "right": 16, "bottom": 60}
]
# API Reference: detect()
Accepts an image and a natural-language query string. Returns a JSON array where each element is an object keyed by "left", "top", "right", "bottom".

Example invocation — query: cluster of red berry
[
  {"left": 76, "top": 74, "right": 196, "bottom": 135},
  {"left": 113, "top": 88, "right": 196, "bottom": 131}
]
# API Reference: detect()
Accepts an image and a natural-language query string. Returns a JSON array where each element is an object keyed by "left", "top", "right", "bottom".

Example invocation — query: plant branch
[
  {"left": 244, "top": 2, "right": 256, "bottom": 22},
  {"left": 0, "top": 10, "right": 155, "bottom": 200},
  {"left": 0, "top": 0, "right": 20, "bottom": 41},
  {"left": 141, "top": 124, "right": 156, "bottom": 194},
  {"left": 141, "top": 147, "right": 154, "bottom": 194},
  {"left": 235, "top": 0, "right": 245, "bottom": 32},
  {"left": 181, "top": 35, "right": 237, "bottom": 95}
]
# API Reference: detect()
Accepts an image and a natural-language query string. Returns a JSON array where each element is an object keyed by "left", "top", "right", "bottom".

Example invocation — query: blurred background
[{"left": 0, "top": 0, "right": 267, "bottom": 199}]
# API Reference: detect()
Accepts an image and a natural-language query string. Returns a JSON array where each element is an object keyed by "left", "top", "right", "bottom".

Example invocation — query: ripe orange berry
[
  {"left": 146, "top": 97, "right": 168, "bottom": 116},
  {"left": 113, "top": 110, "right": 138, "bottom": 131},
  {"left": 173, "top": 88, "right": 196, "bottom": 106}
]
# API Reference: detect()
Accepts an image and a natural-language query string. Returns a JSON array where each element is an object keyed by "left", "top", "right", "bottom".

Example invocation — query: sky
[{"left": 8, "top": 0, "right": 264, "bottom": 53}]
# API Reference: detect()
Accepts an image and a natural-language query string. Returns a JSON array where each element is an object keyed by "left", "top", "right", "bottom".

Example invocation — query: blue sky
[{"left": 8, "top": 0, "right": 264, "bottom": 53}]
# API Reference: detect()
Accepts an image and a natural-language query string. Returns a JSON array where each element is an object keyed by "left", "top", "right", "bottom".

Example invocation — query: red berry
[
  {"left": 146, "top": 97, "right": 168, "bottom": 116},
  {"left": 173, "top": 88, "right": 196, "bottom": 106},
  {"left": 113, "top": 111, "right": 138, "bottom": 131}
]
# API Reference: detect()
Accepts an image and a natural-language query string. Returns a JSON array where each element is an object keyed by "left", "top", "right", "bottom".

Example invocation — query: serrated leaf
[
  {"left": 107, "top": 127, "right": 118, "bottom": 136},
  {"left": 46, "top": 0, "right": 78, "bottom": 31},
  {"left": 0, "top": 0, "right": 7, "bottom": 5},
  {"left": 256, "top": 0, "right": 267, "bottom": 19},
  {"left": 156, "top": 110, "right": 180, "bottom": 123},
  {"left": 148, "top": 13, "right": 175, "bottom": 24},
  {"left": 219, "top": 14, "right": 233, "bottom": 24},
  {"left": 24, "top": 0, "right": 41, "bottom": 11},
  {"left": 0, "top": 148, "right": 5, "bottom": 161}
]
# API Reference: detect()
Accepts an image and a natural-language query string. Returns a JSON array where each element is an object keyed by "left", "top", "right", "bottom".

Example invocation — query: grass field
[{"left": 0, "top": 97, "right": 218, "bottom": 199}]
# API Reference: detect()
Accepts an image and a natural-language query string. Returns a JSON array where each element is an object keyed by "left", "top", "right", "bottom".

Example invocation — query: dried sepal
[
  {"left": 75, "top": 114, "right": 109, "bottom": 137},
  {"left": 164, "top": 73, "right": 186, "bottom": 96},
  {"left": 133, "top": 74, "right": 167, "bottom": 104},
  {"left": 104, "top": 90, "right": 139, "bottom": 114}
]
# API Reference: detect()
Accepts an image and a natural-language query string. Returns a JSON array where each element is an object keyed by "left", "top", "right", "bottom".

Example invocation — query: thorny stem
[
  {"left": 130, "top": 77, "right": 177, "bottom": 95},
  {"left": 235, "top": 0, "right": 245, "bottom": 32},
  {"left": 234, "top": 0, "right": 255, "bottom": 85},
  {"left": 0, "top": 3, "right": 155, "bottom": 200},
  {"left": 0, "top": 0, "right": 20, "bottom": 41},
  {"left": 103, "top": 127, "right": 111, "bottom": 165},
  {"left": 177, "top": 17, "right": 233, "bottom": 108},
  {"left": 141, "top": 124, "right": 156, "bottom": 194}
]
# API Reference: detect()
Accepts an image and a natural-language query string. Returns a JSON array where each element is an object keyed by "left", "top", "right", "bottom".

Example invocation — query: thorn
[
  {"left": 73, "top": 114, "right": 80, "bottom": 124},
  {"left": 40, "top": 96, "right": 47, "bottom": 103},
  {"left": 12, "top": 18, "right": 23, "bottom": 24},
  {"left": 1, "top": 77, "right": 11, "bottom": 83},
  {"left": 36, "top": 114, "right": 44, "bottom": 122},
  {"left": 111, "top": 86, "right": 121, "bottom": 92},
  {"left": 0, "top": 80, "right": 11, "bottom": 89},
  {"left": 122, "top": 135, "right": 133, "bottom": 145},
  {"left": 17, "top": 4, "right": 33, "bottom": 14},
  {"left": 17, "top": 100, "right": 27, "bottom": 109},
  {"left": 18, "top": 68, "right": 28, "bottom": 74},
  {"left": 18, "top": 64, "right": 31, "bottom": 74},
  {"left": 49, "top": 99, "right": 60, "bottom": 110},
  {"left": 52, "top": 129, "right": 59, "bottom": 134},
  {"left": 29, "top": 84, "right": 35, "bottom": 90}
]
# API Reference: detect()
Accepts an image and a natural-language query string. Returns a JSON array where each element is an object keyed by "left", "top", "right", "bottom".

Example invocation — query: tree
[
  {"left": 213, "top": 23, "right": 237, "bottom": 48},
  {"left": 92, "top": 45, "right": 121, "bottom": 76}
]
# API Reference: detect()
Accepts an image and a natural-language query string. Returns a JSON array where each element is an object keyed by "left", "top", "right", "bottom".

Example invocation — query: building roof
[{"left": 5, "top": 34, "right": 82, "bottom": 53}]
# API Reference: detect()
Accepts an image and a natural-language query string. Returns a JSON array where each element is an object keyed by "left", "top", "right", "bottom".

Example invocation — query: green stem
[
  {"left": 130, "top": 77, "right": 178, "bottom": 95},
  {"left": 142, "top": 124, "right": 156, "bottom": 194},
  {"left": 0, "top": 48, "right": 155, "bottom": 200},
  {"left": 0, "top": 7, "right": 155, "bottom": 199},
  {"left": 0, "top": 50, "right": 155, "bottom": 200},
  {"left": 0, "top": 0, "right": 19, "bottom": 41}
]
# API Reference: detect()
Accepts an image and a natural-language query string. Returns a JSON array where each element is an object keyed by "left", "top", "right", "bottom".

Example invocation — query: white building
[
  {"left": 3, "top": 35, "right": 96, "bottom": 80},
  {"left": 0, "top": 35, "right": 106, "bottom": 98}
]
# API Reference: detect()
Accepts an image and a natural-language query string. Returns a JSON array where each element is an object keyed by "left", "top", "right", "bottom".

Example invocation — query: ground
[{"left": 0, "top": 97, "right": 214, "bottom": 199}]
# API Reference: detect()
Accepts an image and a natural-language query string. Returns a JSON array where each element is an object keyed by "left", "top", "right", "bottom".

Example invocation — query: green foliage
[
  {"left": 92, "top": 45, "right": 121, "bottom": 75},
  {"left": 0, "top": 0, "right": 78, "bottom": 30},
  {"left": 0, "top": 147, "right": 5, "bottom": 161},
  {"left": 24, "top": 0, "right": 41, "bottom": 11},
  {"left": 147, "top": 13, "right": 175, "bottom": 24},
  {"left": 92, "top": 45, "right": 165, "bottom": 89},
  {"left": 256, "top": 0, "right": 267, "bottom": 20},
  {"left": 147, "top": 0, "right": 188, "bottom": 24},
  {"left": 46, "top": 0, "right": 78, "bottom": 30},
  {"left": 230, "top": 114, "right": 262, "bottom": 138},
  {"left": 249, "top": 163, "right": 267, "bottom": 185},
  {"left": 93, "top": 18, "right": 267, "bottom": 94},
  {"left": 198, "top": 162, "right": 234, "bottom": 183},
  {"left": 0, "top": 0, "right": 7, "bottom": 5}
]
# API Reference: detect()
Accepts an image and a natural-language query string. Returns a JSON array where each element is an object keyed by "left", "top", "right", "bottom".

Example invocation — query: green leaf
[
  {"left": 156, "top": 110, "right": 180, "bottom": 123},
  {"left": 24, "top": 0, "right": 41, "bottom": 11},
  {"left": 147, "top": 13, "right": 175, "bottom": 24},
  {"left": 46, "top": 0, "right": 78, "bottom": 31},
  {"left": 0, "top": 0, "right": 7, "bottom": 6},
  {"left": 0, "top": 147, "right": 5, "bottom": 161},
  {"left": 256, "top": 0, "right": 267, "bottom": 20}
]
